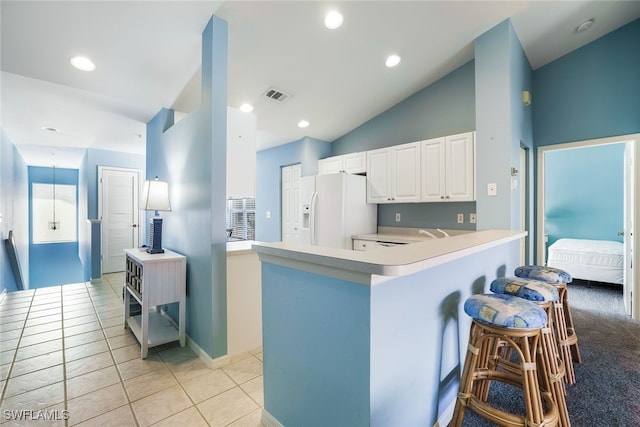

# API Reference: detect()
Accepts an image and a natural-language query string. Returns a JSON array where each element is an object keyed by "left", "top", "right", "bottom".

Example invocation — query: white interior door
[
  {"left": 281, "top": 164, "right": 301, "bottom": 242},
  {"left": 99, "top": 167, "right": 140, "bottom": 273},
  {"left": 624, "top": 142, "right": 635, "bottom": 315}
]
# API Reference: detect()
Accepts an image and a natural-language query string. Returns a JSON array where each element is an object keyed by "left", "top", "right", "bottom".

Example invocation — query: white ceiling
[{"left": 2, "top": 1, "right": 640, "bottom": 168}]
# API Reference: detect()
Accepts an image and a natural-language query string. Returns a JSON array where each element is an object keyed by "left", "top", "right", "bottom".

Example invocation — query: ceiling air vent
[{"left": 264, "top": 87, "right": 291, "bottom": 103}]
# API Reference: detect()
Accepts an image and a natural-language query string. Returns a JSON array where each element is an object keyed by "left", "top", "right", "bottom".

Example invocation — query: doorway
[
  {"left": 281, "top": 164, "right": 301, "bottom": 242},
  {"left": 536, "top": 134, "right": 639, "bottom": 319},
  {"left": 98, "top": 167, "right": 141, "bottom": 273}
]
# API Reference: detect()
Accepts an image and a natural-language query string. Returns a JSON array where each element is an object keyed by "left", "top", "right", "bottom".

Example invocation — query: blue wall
[
  {"left": 330, "top": 61, "right": 477, "bottom": 231},
  {"left": 145, "top": 16, "right": 228, "bottom": 358},
  {"left": 474, "top": 19, "right": 533, "bottom": 231},
  {"left": 28, "top": 166, "right": 85, "bottom": 287},
  {"left": 544, "top": 143, "right": 624, "bottom": 246},
  {"left": 1, "top": 129, "right": 29, "bottom": 292},
  {"left": 256, "top": 137, "right": 331, "bottom": 242},
  {"left": 85, "top": 148, "right": 146, "bottom": 220},
  {"left": 533, "top": 19, "right": 640, "bottom": 147}
]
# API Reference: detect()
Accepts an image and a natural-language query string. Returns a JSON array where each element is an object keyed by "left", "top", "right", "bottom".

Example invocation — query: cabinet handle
[
  {"left": 440, "top": 196, "right": 445, "bottom": 199},
  {"left": 445, "top": 195, "right": 450, "bottom": 199},
  {"left": 132, "top": 224, "right": 137, "bottom": 228}
]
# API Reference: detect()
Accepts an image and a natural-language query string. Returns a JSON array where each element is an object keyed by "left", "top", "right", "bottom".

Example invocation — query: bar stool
[
  {"left": 450, "top": 293, "right": 558, "bottom": 427},
  {"left": 515, "top": 266, "right": 582, "bottom": 385},
  {"left": 490, "top": 277, "right": 570, "bottom": 427}
]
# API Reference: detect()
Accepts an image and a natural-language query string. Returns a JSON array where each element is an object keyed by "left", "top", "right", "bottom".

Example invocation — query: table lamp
[{"left": 141, "top": 177, "right": 171, "bottom": 254}]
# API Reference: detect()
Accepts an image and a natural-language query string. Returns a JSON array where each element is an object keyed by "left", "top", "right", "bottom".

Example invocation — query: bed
[{"left": 547, "top": 238, "right": 624, "bottom": 285}]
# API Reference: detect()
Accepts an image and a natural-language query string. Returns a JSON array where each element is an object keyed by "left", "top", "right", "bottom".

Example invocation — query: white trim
[
  {"left": 185, "top": 333, "right": 231, "bottom": 369},
  {"left": 434, "top": 400, "right": 456, "bottom": 427},
  {"left": 261, "top": 409, "right": 284, "bottom": 427},
  {"left": 536, "top": 133, "right": 640, "bottom": 320}
]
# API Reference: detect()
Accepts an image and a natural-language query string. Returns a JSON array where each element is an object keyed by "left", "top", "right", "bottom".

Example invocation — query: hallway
[{"left": 0, "top": 274, "right": 264, "bottom": 426}]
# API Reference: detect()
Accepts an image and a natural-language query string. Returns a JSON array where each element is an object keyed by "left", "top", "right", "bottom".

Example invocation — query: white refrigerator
[{"left": 299, "top": 173, "right": 377, "bottom": 249}]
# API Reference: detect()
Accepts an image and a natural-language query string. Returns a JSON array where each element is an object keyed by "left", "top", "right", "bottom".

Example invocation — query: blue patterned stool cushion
[
  {"left": 515, "top": 265, "right": 572, "bottom": 284},
  {"left": 490, "top": 277, "right": 559, "bottom": 303},
  {"left": 464, "top": 294, "right": 548, "bottom": 329}
]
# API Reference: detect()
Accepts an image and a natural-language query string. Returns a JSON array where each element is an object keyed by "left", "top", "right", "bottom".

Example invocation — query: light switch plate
[
  {"left": 487, "top": 183, "right": 497, "bottom": 196},
  {"left": 470, "top": 213, "right": 477, "bottom": 224},
  {"left": 395, "top": 213, "right": 401, "bottom": 222},
  {"left": 457, "top": 213, "right": 464, "bottom": 224}
]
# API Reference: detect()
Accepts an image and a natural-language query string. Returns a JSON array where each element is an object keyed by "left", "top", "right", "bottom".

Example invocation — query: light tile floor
[{"left": 0, "top": 273, "right": 264, "bottom": 427}]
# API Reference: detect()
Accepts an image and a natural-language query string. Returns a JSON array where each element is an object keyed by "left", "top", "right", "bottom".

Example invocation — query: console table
[{"left": 123, "top": 248, "right": 186, "bottom": 358}]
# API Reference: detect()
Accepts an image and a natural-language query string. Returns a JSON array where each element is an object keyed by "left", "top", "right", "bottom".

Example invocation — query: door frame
[
  {"left": 536, "top": 133, "right": 639, "bottom": 319},
  {"left": 98, "top": 166, "right": 142, "bottom": 273}
]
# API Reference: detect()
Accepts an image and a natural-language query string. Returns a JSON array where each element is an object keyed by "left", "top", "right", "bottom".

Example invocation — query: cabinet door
[
  {"left": 421, "top": 138, "right": 446, "bottom": 202},
  {"left": 366, "top": 149, "right": 392, "bottom": 203},
  {"left": 392, "top": 142, "right": 421, "bottom": 202},
  {"left": 446, "top": 132, "right": 475, "bottom": 201},
  {"left": 342, "top": 152, "right": 366, "bottom": 174},
  {"left": 318, "top": 156, "right": 343, "bottom": 175}
]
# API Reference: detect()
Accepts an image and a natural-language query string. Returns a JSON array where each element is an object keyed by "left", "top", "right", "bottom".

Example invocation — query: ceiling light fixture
[
  {"left": 324, "top": 11, "right": 343, "bottom": 29},
  {"left": 240, "top": 103, "right": 254, "bottom": 113},
  {"left": 575, "top": 19, "right": 594, "bottom": 33},
  {"left": 70, "top": 56, "right": 96, "bottom": 71},
  {"left": 385, "top": 54, "right": 401, "bottom": 68},
  {"left": 298, "top": 120, "right": 310, "bottom": 128}
]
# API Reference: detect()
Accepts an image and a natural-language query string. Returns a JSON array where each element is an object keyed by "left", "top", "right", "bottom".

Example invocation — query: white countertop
[
  {"left": 253, "top": 230, "right": 526, "bottom": 285},
  {"left": 227, "top": 240, "right": 258, "bottom": 255}
]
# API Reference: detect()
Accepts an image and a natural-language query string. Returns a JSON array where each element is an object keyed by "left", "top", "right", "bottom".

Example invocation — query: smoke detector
[{"left": 263, "top": 87, "right": 291, "bottom": 103}]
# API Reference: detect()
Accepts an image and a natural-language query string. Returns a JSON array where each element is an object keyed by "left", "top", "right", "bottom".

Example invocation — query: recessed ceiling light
[
  {"left": 298, "top": 120, "right": 310, "bottom": 128},
  {"left": 575, "top": 19, "right": 594, "bottom": 33},
  {"left": 41, "top": 126, "right": 59, "bottom": 132},
  {"left": 240, "top": 103, "right": 254, "bottom": 113},
  {"left": 70, "top": 56, "right": 96, "bottom": 71},
  {"left": 385, "top": 54, "right": 401, "bottom": 68},
  {"left": 324, "top": 11, "right": 343, "bottom": 29}
]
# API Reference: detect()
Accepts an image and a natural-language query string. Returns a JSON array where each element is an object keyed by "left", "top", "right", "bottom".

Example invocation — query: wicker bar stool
[
  {"left": 515, "top": 266, "right": 582, "bottom": 385},
  {"left": 490, "top": 277, "right": 570, "bottom": 427},
  {"left": 450, "top": 294, "right": 558, "bottom": 427}
]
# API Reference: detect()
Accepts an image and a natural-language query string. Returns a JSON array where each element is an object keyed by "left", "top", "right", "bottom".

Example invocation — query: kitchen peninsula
[{"left": 253, "top": 229, "right": 526, "bottom": 427}]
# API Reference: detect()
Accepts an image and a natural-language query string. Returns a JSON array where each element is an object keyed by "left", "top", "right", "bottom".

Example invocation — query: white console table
[{"left": 123, "top": 248, "right": 186, "bottom": 358}]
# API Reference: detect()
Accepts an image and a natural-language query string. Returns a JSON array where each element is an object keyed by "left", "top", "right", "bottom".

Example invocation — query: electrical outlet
[
  {"left": 457, "top": 213, "right": 464, "bottom": 224},
  {"left": 266, "top": 210, "right": 271, "bottom": 219},
  {"left": 487, "top": 183, "right": 497, "bottom": 196},
  {"left": 395, "top": 213, "right": 401, "bottom": 222},
  {"left": 470, "top": 213, "right": 477, "bottom": 224}
]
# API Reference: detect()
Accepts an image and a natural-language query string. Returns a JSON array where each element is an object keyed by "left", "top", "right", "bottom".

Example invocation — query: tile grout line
[
  {"left": 83, "top": 279, "right": 141, "bottom": 427},
  {"left": 0, "top": 291, "right": 35, "bottom": 406}
]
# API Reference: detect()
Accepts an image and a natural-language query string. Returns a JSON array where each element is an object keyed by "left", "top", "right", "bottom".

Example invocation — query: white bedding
[{"left": 547, "top": 238, "right": 624, "bottom": 285}]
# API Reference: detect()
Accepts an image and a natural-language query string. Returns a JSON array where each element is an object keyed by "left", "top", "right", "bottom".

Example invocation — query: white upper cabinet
[
  {"left": 367, "top": 142, "right": 421, "bottom": 203},
  {"left": 318, "top": 152, "right": 366, "bottom": 175},
  {"left": 421, "top": 132, "right": 475, "bottom": 202},
  {"left": 227, "top": 107, "right": 257, "bottom": 198}
]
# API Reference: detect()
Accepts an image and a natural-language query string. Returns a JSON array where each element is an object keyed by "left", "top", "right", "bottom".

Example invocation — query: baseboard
[
  {"left": 90, "top": 277, "right": 102, "bottom": 284},
  {"left": 434, "top": 400, "right": 456, "bottom": 427},
  {"left": 261, "top": 409, "right": 284, "bottom": 427},
  {"left": 185, "top": 332, "right": 230, "bottom": 370}
]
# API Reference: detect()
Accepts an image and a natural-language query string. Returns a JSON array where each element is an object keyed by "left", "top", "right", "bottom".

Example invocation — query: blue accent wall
[
  {"left": 330, "top": 62, "right": 477, "bottom": 230},
  {"left": 256, "top": 137, "right": 331, "bottom": 242},
  {"left": 28, "top": 166, "right": 85, "bottom": 287},
  {"left": 145, "top": 16, "right": 228, "bottom": 358},
  {"left": 544, "top": 143, "right": 624, "bottom": 247},
  {"left": 533, "top": 19, "right": 640, "bottom": 147},
  {"left": 474, "top": 19, "right": 533, "bottom": 232},
  {"left": 331, "top": 61, "right": 476, "bottom": 154},
  {"left": 1, "top": 128, "right": 29, "bottom": 292}
]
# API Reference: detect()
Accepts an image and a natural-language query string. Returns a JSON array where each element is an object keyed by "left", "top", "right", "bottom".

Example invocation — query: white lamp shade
[{"left": 142, "top": 179, "right": 171, "bottom": 212}]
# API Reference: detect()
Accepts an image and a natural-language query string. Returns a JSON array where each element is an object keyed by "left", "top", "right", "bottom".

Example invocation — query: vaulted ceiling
[{"left": 2, "top": 1, "right": 639, "bottom": 168}]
